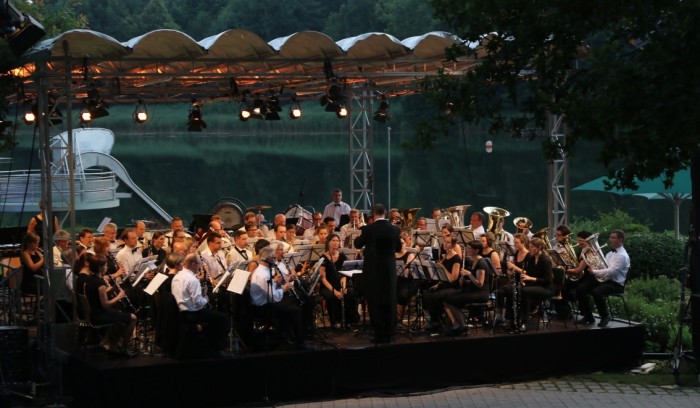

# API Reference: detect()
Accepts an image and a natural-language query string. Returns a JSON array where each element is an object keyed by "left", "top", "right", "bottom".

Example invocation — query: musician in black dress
[
  {"left": 396, "top": 229, "right": 418, "bottom": 324},
  {"left": 518, "top": 237, "right": 554, "bottom": 330},
  {"left": 496, "top": 233, "right": 530, "bottom": 327},
  {"left": 443, "top": 240, "right": 490, "bottom": 334},
  {"left": 19, "top": 232, "right": 44, "bottom": 295},
  {"left": 354, "top": 204, "right": 402, "bottom": 344},
  {"left": 26, "top": 200, "right": 59, "bottom": 246},
  {"left": 142, "top": 231, "right": 167, "bottom": 266},
  {"left": 82, "top": 254, "right": 137, "bottom": 356},
  {"left": 422, "top": 235, "right": 462, "bottom": 332},
  {"left": 479, "top": 232, "right": 502, "bottom": 276},
  {"left": 318, "top": 234, "right": 358, "bottom": 329}
]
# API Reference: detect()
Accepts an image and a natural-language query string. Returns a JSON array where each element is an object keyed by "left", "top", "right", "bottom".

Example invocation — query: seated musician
[
  {"left": 312, "top": 224, "right": 330, "bottom": 246},
  {"left": 227, "top": 229, "right": 252, "bottom": 265},
  {"left": 396, "top": 229, "right": 418, "bottom": 324},
  {"left": 422, "top": 235, "right": 462, "bottom": 332},
  {"left": 303, "top": 212, "right": 323, "bottom": 239},
  {"left": 81, "top": 254, "right": 137, "bottom": 357},
  {"left": 439, "top": 225, "right": 462, "bottom": 260},
  {"left": 284, "top": 223, "right": 298, "bottom": 252},
  {"left": 339, "top": 209, "right": 363, "bottom": 248},
  {"left": 480, "top": 232, "right": 502, "bottom": 276},
  {"left": 270, "top": 224, "right": 291, "bottom": 253},
  {"left": 77, "top": 228, "right": 95, "bottom": 253},
  {"left": 468, "top": 211, "right": 486, "bottom": 240},
  {"left": 244, "top": 222, "right": 261, "bottom": 240},
  {"left": 556, "top": 228, "right": 589, "bottom": 318},
  {"left": 443, "top": 240, "right": 490, "bottom": 335},
  {"left": 247, "top": 239, "right": 270, "bottom": 273},
  {"left": 318, "top": 233, "right": 358, "bottom": 329},
  {"left": 103, "top": 223, "right": 120, "bottom": 252},
  {"left": 495, "top": 233, "right": 530, "bottom": 327},
  {"left": 115, "top": 228, "right": 142, "bottom": 283},
  {"left": 134, "top": 220, "right": 150, "bottom": 250},
  {"left": 575, "top": 229, "right": 630, "bottom": 328},
  {"left": 518, "top": 237, "right": 554, "bottom": 331},
  {"left": 412, "top": 217, "right": 438, "bottom": 254},
  {"left": 142, "top": 231, "right": 167, "bottom": 266},
  {"left": 200, "top": 232, "right": 229, "bottom": 311},
  {"left": 164, "top": 217, "right": 191, "bottom": 251},
  {"left": 249, "top": 245, "right": 314, "bottom": 350},
  {"left": 323, "top": 217, "right": 337, "bottom": 233},
  {"left": 171, "top": 253, "right": 230, "bottom": 357}
]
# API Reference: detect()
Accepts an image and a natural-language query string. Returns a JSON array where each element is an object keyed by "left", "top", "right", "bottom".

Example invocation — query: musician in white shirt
[
  {"left": 115, "top": 228, "right": 142, "bottom": 282},
  {"left": 227, "top": 229, "right": 252, "bottom": 265},
  {"left": 469, "top": 212, "right": 486, "bottom": 240},
  {"left": 164, "top": 217, "right": 191, "bottom": 251},
  {"left": 339, "top": 209, "right": 363, "bottom": 248},
  {"left": 303, "top": 212, "right": 323, "bottom": 239},
  {"left": 322, "top": 189, "right": 351, "bottom": 227},
  {"left": 200, "top": 232, "right": 227, "bottom": 283},
  {"left": 271, "top": 224, "right": 291, "bottom": 253}
]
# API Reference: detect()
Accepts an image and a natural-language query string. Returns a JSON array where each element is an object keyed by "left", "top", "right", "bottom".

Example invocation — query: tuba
[
  {"left": 483, "top": 206, "right": 510, "bottom": 234},
  {"left": 445, "top": 204, "right": 470, "bottom": 228},
  {"left": 399, "top": 208, "right": 421, "bottom": 229},
  {"left": 532, "top": 227, "right": 552, "bottom": 250},
  {"left": 513, "top": 217, "right": 532, "bottom": 234},
  {"left": 582, "top": 233, "right": 609, "bottom": 281}
]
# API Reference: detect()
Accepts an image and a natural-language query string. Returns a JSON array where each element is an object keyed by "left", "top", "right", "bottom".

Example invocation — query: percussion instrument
[
  {"left": 247, "top": 205, "right": 272, "bottom": 212},
  {"left": 211, "top": 202, "right": 244, "bottom": 229},
  {"left": 284, "top": 205, "right": 313, "bottom": 236}
]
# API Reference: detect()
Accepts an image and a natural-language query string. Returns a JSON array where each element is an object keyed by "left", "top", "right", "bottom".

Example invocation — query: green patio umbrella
[{"left": 573, "top": 169, "right": 691, "bottom": 238}]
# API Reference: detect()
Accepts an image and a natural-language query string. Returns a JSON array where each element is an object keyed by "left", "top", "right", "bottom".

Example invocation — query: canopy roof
[{"left": 9, "top": 28, "right": 482, "bottom": 104}]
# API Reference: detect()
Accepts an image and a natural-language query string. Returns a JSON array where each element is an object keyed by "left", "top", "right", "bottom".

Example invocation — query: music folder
[
  {"left": 227, "top": 269, "right": 251, "bottom": 295},
  {"left": 411, "top": 257, "right": 433, "bottom": 280},
  {"left": 144, "top": 273, "right": 168, "bottom": 296},
  {"left": 131, "top": 258, "right": 157, "bottom": 286},
  {"left": 340, "top": 259, "right": 363, "bottom": 277},
  {"left": 212, "top": 271, "right": 231, "bottom": 294}
]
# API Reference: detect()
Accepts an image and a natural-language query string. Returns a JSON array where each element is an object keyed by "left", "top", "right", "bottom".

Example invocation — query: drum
[
  {"left": 284, "top": 205, "right": 312, "bottom": 235},
  {"left": 211, "top": 202, "right": 244, "bottom": 229}
]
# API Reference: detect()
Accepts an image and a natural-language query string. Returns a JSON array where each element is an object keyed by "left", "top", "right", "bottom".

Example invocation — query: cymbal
[{"left": 247, "top": 205, "right": 271, "bottom": 211}]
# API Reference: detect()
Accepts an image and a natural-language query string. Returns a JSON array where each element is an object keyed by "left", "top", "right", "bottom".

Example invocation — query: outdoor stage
[{"left": 60, "top": 315, "right": 645, "bottom": 408}]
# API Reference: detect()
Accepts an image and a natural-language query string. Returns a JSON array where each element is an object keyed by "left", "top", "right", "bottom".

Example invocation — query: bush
[
  {"left": 623, "top": 277, "right": 691, "bottom": 353},
  {"left": 570, "top": 209, "right": 650, "bottom": 242},
  {"left": 625, "top": 232, "right": 686, "bottom": 279}
]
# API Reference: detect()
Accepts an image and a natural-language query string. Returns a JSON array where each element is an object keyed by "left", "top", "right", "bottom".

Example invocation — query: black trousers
[
  {"left": 180, "top": 308, "right": 230, "bottom": 352},
  {"left": 576, "top": 275, "right": 624, "bottom": 319}
]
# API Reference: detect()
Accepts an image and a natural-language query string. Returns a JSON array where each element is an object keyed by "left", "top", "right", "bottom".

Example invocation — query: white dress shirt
[
  {"left": 200, "top": 247, "right": 227, "bottom": 280},
  {"left": 116, "top": 245, "right": 143, "bottom": 281},
  {"left": 171, "top": 268, "right": 208, "bottom": 312},
  {"left": 592, "top": 246, "right": 630, "bottom": 286},
  {"left": 250, "top": 263, "right": 284, "bottom": 306},
  {"left": 322, "top": 201, "right": 351, "bottom": 225}
]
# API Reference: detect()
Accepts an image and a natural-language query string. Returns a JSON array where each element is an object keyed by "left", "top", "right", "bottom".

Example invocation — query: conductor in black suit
[{"left": 354, "top": 203, "right": 402, "bottom": 344}]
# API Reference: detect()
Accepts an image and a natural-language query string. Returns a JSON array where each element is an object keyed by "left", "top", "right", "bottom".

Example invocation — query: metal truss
[
  {"left": 547, "top": 114, "right": 569, "bottom": 232},
  {"left": 347, "top": 90, "right": 374, "bottom": 212}
]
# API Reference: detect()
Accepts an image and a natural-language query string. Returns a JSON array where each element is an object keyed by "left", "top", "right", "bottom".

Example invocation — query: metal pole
[{"left": 387, "top": 126, "right": 391, "bottom": 210}]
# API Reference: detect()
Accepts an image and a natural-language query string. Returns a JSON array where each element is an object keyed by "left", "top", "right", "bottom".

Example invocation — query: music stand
[
  {"left": 283, "top": 252, "right": 302, "bottom": 272},
  {"left": 294, "top": 245, "right": 313, "bottom": 263},
  {"left": 546, "top": 249, "right": 571, "bottom": 269},
  {"left": 345, "top": 230, "right": 361, "bottom": 248},
  {"left": 412, "top": 230, "right": 434, "bottom": 247},
  {"left": 339, "top": 248, "right": 358, "bottom": 260},
  {"left": 310, "top": 245, "right": 325, "bottom": 262},
  {"left": 453, "top": 228, "right": 474, "bottom": 248}
]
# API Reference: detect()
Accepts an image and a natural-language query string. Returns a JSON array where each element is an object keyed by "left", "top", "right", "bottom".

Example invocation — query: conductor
[{"left": 354, "top": 203, "right": 402, "bottom": 344}]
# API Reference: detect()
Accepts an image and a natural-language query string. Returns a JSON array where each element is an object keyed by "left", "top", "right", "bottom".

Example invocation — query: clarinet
[
  {"left": 269, "top": 259, "right": 305, "bottom": 306},
  {"left": 341, "top": 277, "right": 346, "bottom": 328},
  {"left": 198, "top": 254, "right": 213, "bottom": 298},
  {"left": 106, "top": 273, "right": 137, "bottom": 313}
]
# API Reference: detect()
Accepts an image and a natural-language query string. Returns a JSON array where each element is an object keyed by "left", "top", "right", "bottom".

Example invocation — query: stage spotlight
[
  {"left": 265, "top": 94, "right": 281, "bottom": 120},
  {"left": 1, "top": 1, "right": 45, "bottom": 56},
  {"left": 22, "top": 100, "right": 35, "bottom": 125},
  {"left": 80, "top": 89, "right": 109, "bottom": 120},
  {"left": 336, "top": 105, "right": 348, "bottom": 118},
  {"left": 79, "top": 104, "right": 92, "bottom": 125},
  {"left": 187, "top": 99, "right": 206, "bottom": 131},
  {"left": 251, "top": 98, "right": 266, "bottom": 120},
  {"left": 373, "top": 100, "right": 390, "bottom": 123},
  {"left": 133, "top": 99, "right": 148, "bottom": 124},
  {"left": 289, "top": 98, "right": 302, "bottom": 119}
]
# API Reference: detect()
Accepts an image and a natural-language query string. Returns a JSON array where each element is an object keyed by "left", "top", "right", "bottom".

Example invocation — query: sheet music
[
  {"left": 339, "top": 270, "right": 362, "bottom": 277},
  {"left": 132, "top": 259, "right": 157, "bottom": 286},
  {"left": 227, "top": 269, "right": 251, "bottom": 294},
  {"left": 213, "top": 271, "right": 231, "bottom": 293},
  {"left": 144, "top": 273, "right": 168, "bottom": 295},
  {"left": 96, "top": 217, "right": 111, "bottom": 233}
]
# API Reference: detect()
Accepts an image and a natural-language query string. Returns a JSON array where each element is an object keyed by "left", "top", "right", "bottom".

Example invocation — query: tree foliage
[{"left": 420, "top": 0, "right": 699, "bottom": 190}]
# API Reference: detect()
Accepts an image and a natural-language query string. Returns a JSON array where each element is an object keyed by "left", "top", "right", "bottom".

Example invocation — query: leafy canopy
[{"left": 421, "top": 0, "right": 699, "bottom": 190}]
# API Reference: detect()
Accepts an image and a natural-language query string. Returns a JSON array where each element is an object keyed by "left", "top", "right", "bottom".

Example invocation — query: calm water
[{"left": 1, "top": 127, "right": 687, "bottom": 234}]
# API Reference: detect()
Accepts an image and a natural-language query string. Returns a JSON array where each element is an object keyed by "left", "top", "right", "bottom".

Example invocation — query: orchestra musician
[
  {"left": 227, "top": 229, "right": 252, "bottom": 265},
  {"left": 319, "top": 233, "right": 358, "bottom": 329},
  {"left": 518, "top": 237, "right": 554, "bottom": 331},
  {"left": 94, "top": 237, "right": 126, "bottom": 284},
  {"left": 103, "top": 223, "right": 120, "bottom": 252},
  {"left": 323, "top": 217, "right": 337, "bottom": 233},
  {"left": 250, "top": 245, "right": 315, "bottom": 350},
  {"left": 468, "top": 211, "right": 486, "bottom": 240},
  {"left": 200, "top": 232, "right": 228, "bottom": 287},
  {"left": 266, "top": 214, "right": 287, "bottom": 240},
  {"left": 396, "top": 229, "right": 418, "bottom": 324},
  {"left": 134, "top": 220, "right": 150, "bottom": 249},
  {"left": 495, "top": 233, "right": 531, "bottom": 328},
  {"left": 81, "top": 254, "right": 137, "bottom": 357},
  {"left": 171, "top": 253, "right": 230, "bottom": 357},
  {"left": 142, "top": 231, "right": 167, "bottom": 266},
  {"left": 26, "top": 200, "right": 59, "bottom": 246},
  {"left": 270, "top": 224, "right": 291, "bottom": 253},
  {"left": 284, "top": 223, "right": 297, "bottom": 251},
  {"left": 247, "top": 239, "right": 271, "bottom": 273},
  {"left": 442, "top": 240, "right": 490, "bottom": 335},
  {"left": 20, "top": 232, "right": 44, "bottom": 296},
  {"left": 244, "top": 222, "right": 261, "bottom": 240},
  {"left": 339, "top": 208, "right": 363, "bottom": 248},
  {"left": 438, "top": 225, "right": 462, "bottom": 260},
  {"left": 115, "top": 228, "right": 142, "bottom": 284},
  {"left": 480, "top": 232, "right": 502, "bottom": 276},
  {"left": 313, "top": 224, "right": 330, "bottom": 246},
  {"left": 52, "top": 229, "right": 71, "bottom": 267},
  {"left": 575, "top": 229, "right": 630, "bottom": 328},
  {"left": 412, "top": 217, "right": 438, "bottom": 254},
  {"left": 164, "top": 217, "right": 191, "bottom": 251},
  {"left": 322, "top": 188, "right": 351, "bottom": 227},
  {"left": 303, "top": 212, "right": 323, "bottom": 239},
  {"left": 422, "top": 235, "right": 462, "bottom": 333},
  {"left": 77, "top": 228, "right": 95, "bottom": 253}
]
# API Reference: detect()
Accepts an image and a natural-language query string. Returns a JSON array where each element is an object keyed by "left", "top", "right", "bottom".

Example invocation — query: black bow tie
[
  {"left": 138, "top": 237, "right": 144, "bottom": 242},
  {"left": 334, "top": 203, "right": 340, "bottom": 206},
  {"left": 610, "top": 249, "right": 617, "bottom": 253},
  {"left": 131, "top": 248, "right": 138, "bottom": 254}
]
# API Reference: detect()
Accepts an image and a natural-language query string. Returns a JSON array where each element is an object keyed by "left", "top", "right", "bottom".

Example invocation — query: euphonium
[
  {"left": 582, "top": 233, "right": 609, "bottom": 281},
  {"left": 484, "top": 206, "right": 510, "bottom": 234},
  {"left": 513, "top": 217, "right": 532, "bottom": 234},
  {"left": 532, "top": 227, "right": 552, "bottom": 250},
  {"left": 399, "top": 208, "right": 421, "bottom": 229},
  {"left": 445, "top": 204, "right": 470, "bottom": 228}
]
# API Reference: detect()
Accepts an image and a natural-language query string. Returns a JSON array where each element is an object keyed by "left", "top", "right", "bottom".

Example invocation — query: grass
[{"left": 556, "top": 358, "right": 699, "bottom": 388}]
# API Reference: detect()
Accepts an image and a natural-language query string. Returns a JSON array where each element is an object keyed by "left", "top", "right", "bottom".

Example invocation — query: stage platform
[{"left": 60, "top": 315, "right": 645, "bottom": 408}]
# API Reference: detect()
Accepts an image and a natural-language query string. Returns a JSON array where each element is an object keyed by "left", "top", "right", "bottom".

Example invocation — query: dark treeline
[{"left": 75, "top": 0, "right": 448, "bottom": 41}]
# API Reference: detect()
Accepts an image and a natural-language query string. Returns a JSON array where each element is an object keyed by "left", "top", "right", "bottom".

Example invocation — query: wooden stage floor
[{"left": 60, "top": 314, "right": 645, "bottom": 408}]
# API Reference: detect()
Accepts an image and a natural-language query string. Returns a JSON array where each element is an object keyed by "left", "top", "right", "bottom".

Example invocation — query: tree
[
  {"left": 375, "top": 0, "right": 447, "bottom": 40},
  {"left": 422, "top": 0, "right": 700, "bottom": 376}
]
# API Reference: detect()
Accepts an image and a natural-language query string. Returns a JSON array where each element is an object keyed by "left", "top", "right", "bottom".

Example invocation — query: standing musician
[
  {"left": 575, "top": 229, "right": 630, "bottom": 328},
  {"left": 227, "top": 229, "right": 252, "bottom": 265},
  {"left": 354, "top": 204, "right": 402, "bottom": 344},
  {"left": 81, "top": 254, "right": 137, "bottom": 357},
  {"left": 322, "top": 188, "right": 351, "bottom": 227},
  {"left": 19, "top": 232, "right": 44, "bottom": 296},
  {"left": 396, "top": 229, "right": 418, "bottom": 324},
  {"left": 422, "top": 235, "right": 462, "bottom": 333},
  {"left": 318, "top": 233, "right": 358, "bottom": 329},
  {"left": 250, "top": 245, "right": 315, "bottom": 350},
  {"left": 496, "top": 233, "right": 531, "bottom": 328},
  {"left": 442, "top": 240, "right": 490, "bottom": 335},
  {"left": 171, "top": 253, "right": 230, "bottom": 357},
  {"left": 142, "top": 231, "right": 167, "bottom": 266}
]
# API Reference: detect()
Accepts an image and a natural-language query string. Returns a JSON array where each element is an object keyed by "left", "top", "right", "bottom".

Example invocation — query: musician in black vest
[{"left": 354, "top": 203, "right": 402, "bottom": 344}]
